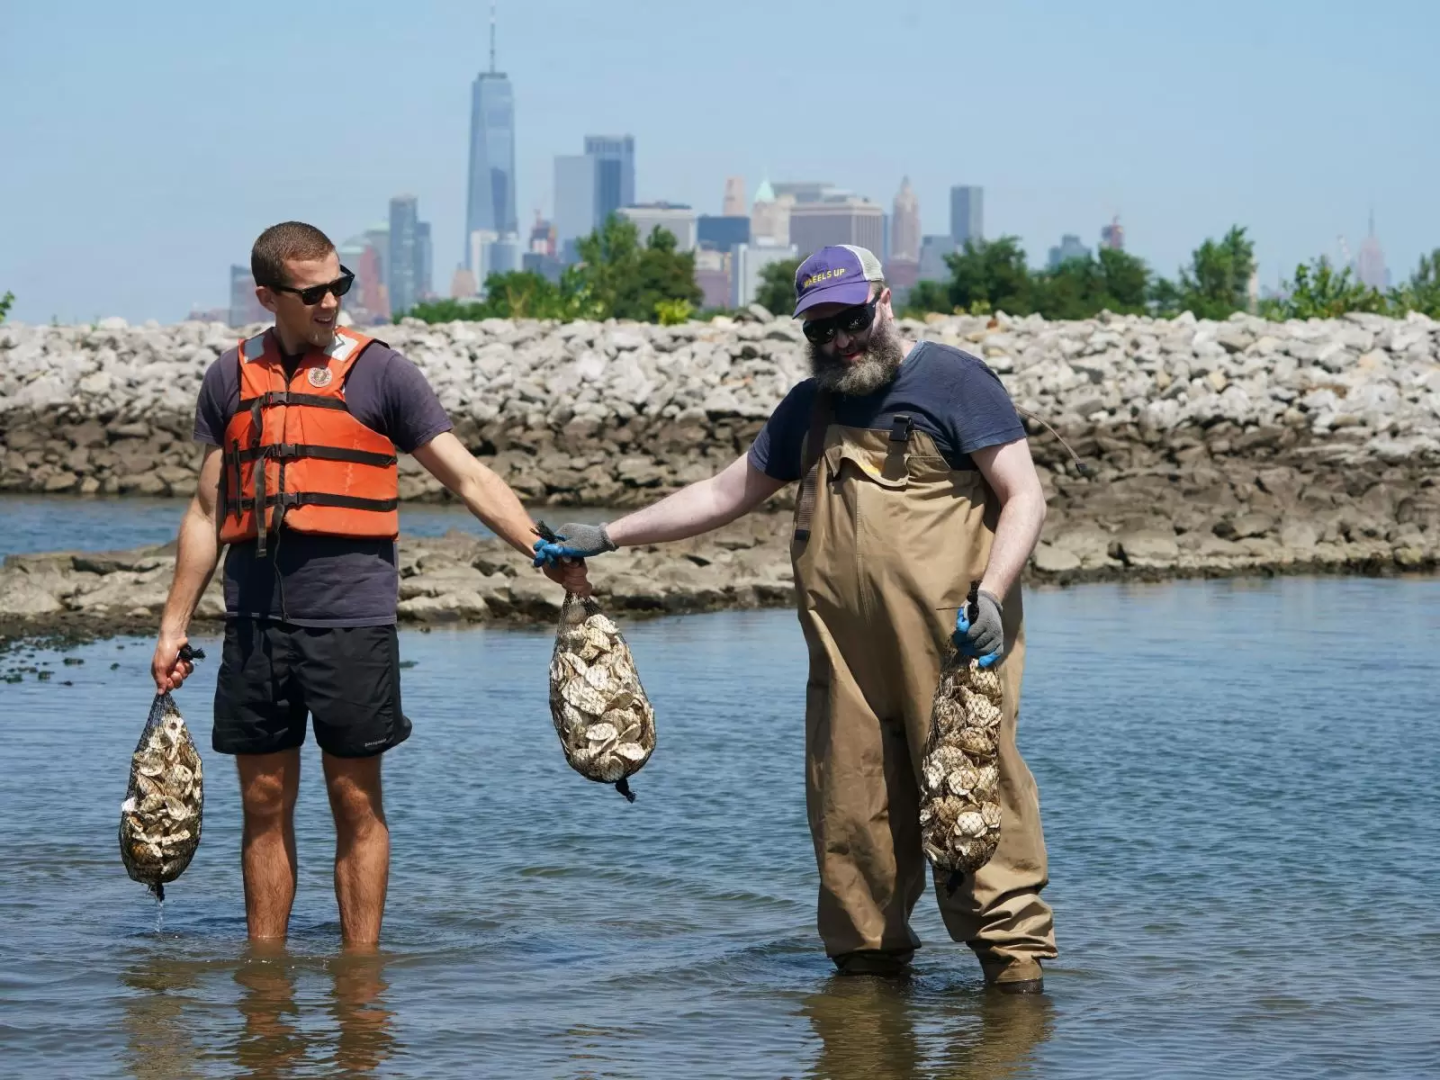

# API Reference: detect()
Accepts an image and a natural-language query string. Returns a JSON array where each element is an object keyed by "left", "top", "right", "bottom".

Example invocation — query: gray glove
[
  {"left": 532, "top": 522, "right": 617, "bottom": 567},
  {"left": 953, "top": 589, "right": 1004, "bottom": 668}
]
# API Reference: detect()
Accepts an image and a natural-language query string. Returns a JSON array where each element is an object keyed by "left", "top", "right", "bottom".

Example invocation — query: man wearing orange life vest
[{"left": 149, "top": 221, "right": 585, "bottom": 947}]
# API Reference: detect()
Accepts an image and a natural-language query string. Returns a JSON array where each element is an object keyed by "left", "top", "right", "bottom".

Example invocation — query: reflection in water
[
  {"left": 121, "top": 946, "right": 396, "bottom": 1079},
  {"left": 802, "top": 974, "right": 1052, "bottom": 1080},
  {"left": 231, "top": 949, "right": 306, "bottom": 1079},
  {"left": 119, "top": 956, "right": 207, "bottom": 1080},
  {"left": 325, "top": 952, "right": 397, "bottom": 1076}
]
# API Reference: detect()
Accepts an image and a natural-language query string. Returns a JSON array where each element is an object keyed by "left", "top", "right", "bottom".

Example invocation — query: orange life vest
[{"left": 218, "top": 327, "right": 399, "bottom": 556}]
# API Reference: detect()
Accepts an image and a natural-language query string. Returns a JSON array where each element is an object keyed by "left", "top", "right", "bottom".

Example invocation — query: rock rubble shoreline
[
  {"left": 1, "top": 509, "right": 1433, "bottom": 649},
  {"left": 2, "top": 309, "right": 1438, "bottom": 644}
]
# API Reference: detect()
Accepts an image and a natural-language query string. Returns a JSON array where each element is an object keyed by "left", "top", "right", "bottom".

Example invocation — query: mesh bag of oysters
[
  {"left": 119, "top": 646, "right": 205, "bottom": 900},
  {"left": 539, "top": 525, "right": 656, "bottom": 802},
  {"left": 919, "top": 585, "right": 1004, "bottom": 891}
]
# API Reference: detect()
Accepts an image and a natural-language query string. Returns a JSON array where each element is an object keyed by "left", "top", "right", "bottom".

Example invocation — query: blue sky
[{"left": 2, "top": 0, "right": 1436, "bottom": 323}]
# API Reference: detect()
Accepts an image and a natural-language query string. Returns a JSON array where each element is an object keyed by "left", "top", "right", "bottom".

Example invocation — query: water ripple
[{"left": 0, "top": 578, "right": 1437, "bottom": 1077}]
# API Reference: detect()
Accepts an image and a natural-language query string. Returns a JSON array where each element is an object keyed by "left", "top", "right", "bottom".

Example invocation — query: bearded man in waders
[
  {"left": 151, "top": 221, "right": 585, "bottom": 947},
  {"left": 534, "top": 245, "right": 1056, "bottom": 992}
]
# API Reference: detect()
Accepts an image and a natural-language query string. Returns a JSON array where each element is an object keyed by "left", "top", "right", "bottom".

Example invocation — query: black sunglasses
[
  {"left": 802, "top": 298, "right": 878, "bottom": 344},
  {"left": 272, "top": 267, "right": 355, "bottom": 306}
]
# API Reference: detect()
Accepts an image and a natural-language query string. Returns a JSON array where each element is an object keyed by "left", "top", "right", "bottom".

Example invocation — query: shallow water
[
  {"left": 0, "top": 493, "right": 613, "bottom": 557},
  {"left": 2, "top": 566, "right": 1438, "bottom": 1077}
]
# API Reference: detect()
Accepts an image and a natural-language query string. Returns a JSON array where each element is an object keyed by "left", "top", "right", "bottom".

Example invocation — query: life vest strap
[
  {"left": 237, "top": 391, "right": 351, "bottom": 411},
  {"left": 235, "top": 443, "right": 397, "bottom": 467},
  {"left": 233, "top": 491, "right": 401, "bottom": 514}
]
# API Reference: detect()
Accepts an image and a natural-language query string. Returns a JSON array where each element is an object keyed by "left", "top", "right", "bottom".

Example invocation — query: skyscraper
[
  {"left": 415, "top": 221, "right": 433, "bottom": 301},
  {"left": 1047, "top": 234, "right": 1090, "bottom": 269},
  {"left": 465, "top": 7, "right": 517, "bottom": 268},
  {"left": 950, "top": 185, "right": 983, "bottom": 246},
  {"left": 891, "top": 177, "right": 921, "bottom": 263},
  {"left": 697, "top": 215, "right": 750, "bottom": 251},
  {"left": 732, "top": 242, "right": 798, "bottom": 308},
  {"left": 554, "top": 153, "right": 598, "bottom": 263},
  {"left": 694, "top": 248, "right": 731, "bottom": 309},
  {"left": 388, "top": 195, "right": 420, "bottom": 317},
  {"left": 584, "top": 135, "right": 635, "bottom": 224},
  {"left": 918, "top": 236, "right": 957, "bottom": 282},
  {"left": 750, "top": 178, "right": 793, "bottom": 246},
  {"left": 552, "top": 137, "right": 636, "bottom": 262},
  {"left": 1356, "top": 211, "right": 1388, "bottom": 290},
  {"left": 788, "top": 199, "right": 884, "bottom": 258},
  {"left": 722, "top": 176, "right": 746, "bottom": 217},
  {"left": 470, "top": 230, "right": 520, "bottom": 290},
  {"left": 528, "top": 212, "right": 556, "bottom": 256},
  {"left": 618, "top": 203, "right": 697, "bottom": 251},
  {"left": 1100, "top": 215, "right": 1124, "bottom": 251},
  {"left": 338, "top": 233, "right": 388, "bottom": 323}
]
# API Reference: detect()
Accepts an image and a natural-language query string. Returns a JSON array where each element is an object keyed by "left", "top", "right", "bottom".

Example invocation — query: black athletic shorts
[{"left": 213, "top": 619, "right": 412, "bottom": 758}]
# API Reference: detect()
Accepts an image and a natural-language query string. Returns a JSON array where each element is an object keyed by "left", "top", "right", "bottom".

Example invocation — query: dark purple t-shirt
[
  {"left": 748, "top": 341, "right": 1025, "bottom": 481},
  {"left": 194, "top": 329, "right": 453, "bottom": 627}
]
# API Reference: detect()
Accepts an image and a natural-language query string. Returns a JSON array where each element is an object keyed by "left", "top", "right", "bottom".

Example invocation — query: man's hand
[
  {"left": 954, "top": 590, "right": 1005, "bottom": 669},
  {"left": 152, "top": 632, "right": 196, "bottom": 692},
  {"left": 532, "top": 522, "right": 616, "bottom": 567},
  {"left": 541, "top": 559, "right": 593, "bottom": 596}
]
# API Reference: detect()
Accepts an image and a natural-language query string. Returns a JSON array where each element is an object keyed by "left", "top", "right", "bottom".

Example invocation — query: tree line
[
  {"left": 407, "top": 220, "right": 1440, "bottom": 327},
  {"left": 754, "top": 229, "right": 1440, "bottom": 323},
  {"left": 8, "top": 229, "right": 1437, "bottom": 331},
  {"left": 405, "top": 216, "right": 702, "bottom": 326}
]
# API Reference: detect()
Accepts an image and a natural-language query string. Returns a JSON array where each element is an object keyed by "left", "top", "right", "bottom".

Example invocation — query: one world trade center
[{"left": 465, "top": 8, "right": 518, "bottom": 268}]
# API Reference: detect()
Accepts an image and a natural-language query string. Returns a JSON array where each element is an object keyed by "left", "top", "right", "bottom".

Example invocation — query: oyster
[
  {"left": 543, "top": 581, "right": 656, "bottom": 802},
  {"left": 918, "top": 593, "right": 1005, "bottom": 882},
  {"left": 118, "top": 656, "right": 206, "bottom": 900}
]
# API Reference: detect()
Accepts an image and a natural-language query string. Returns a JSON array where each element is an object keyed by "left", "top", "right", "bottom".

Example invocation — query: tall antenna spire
[{"left": 489, "top": 4, "right": 496, "bottom": 74}]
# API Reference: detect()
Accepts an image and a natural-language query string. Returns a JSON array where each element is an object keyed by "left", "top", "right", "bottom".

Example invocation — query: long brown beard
[{"left": 809, "top": 318, "right": 906, "bottom": 396}]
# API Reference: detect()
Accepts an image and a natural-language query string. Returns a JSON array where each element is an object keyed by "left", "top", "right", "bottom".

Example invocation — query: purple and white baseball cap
[{"left": 792, "top": 245, "right": 885, "bottom": 318}]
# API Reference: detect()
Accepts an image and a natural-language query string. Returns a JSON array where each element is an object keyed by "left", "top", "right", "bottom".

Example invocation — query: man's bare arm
[
  {"left": 410, "top": 431, "right": 587, "bottom": 589},
  {"left": 152, "top": 445, "right": 223, "bottom": 691},
  {"left": 972, "top": 437, "right": 1048, "bottom": 601},
  {"left": 411, "top": 431, "right": 540, "bottom": 555},
  {"left": 606, "top": 454, "right": 788, "bottom": 547}
]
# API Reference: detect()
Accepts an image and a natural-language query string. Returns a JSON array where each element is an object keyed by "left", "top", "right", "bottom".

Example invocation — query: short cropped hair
[{"left": 251, "top": 222, "right": 335, "bottom": 289}]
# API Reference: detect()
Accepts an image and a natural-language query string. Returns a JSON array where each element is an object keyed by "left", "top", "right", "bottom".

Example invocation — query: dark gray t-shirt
[
  {"left": 194, "top": 330, "right": 453, "bottom": 627},
  {"left": 748, "top": 341, "right": 1025, "bottom": 480}
]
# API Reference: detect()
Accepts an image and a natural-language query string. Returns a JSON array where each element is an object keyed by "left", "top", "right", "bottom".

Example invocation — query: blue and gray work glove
[
  {"left": 533, "top": 522, "right": 617, "bottom": 567},
  {"left": 954, "top": 589, "right": 1005, "bottom": 668}
]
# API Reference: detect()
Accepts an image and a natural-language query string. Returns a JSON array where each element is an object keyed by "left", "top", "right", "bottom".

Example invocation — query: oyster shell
[
  {"left": 918, "top": 607, "right": 1006, "bottom": 878},
  {"left": 544, "top": 581, "right": 657, "bottom": 802},
  {"left": 118, "top": 684, "right": 205, "bottom": 899}
]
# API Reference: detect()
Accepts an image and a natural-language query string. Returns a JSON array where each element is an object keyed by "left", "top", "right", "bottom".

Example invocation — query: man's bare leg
[
  {"left": 322, "top": 752, "right": 389, "bottom": 947},
  {"left": 237, "top": 749, "right": 301, "bottom": 941}
]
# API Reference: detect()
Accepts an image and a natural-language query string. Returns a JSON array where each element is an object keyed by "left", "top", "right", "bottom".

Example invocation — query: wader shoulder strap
[{"left": 794, "top": 389, "right": 833, "bottom": 546}]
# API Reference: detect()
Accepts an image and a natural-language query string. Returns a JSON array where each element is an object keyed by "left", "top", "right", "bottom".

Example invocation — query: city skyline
[{"left": 2, "top": 0, "right": 1435, "bottom": 323}]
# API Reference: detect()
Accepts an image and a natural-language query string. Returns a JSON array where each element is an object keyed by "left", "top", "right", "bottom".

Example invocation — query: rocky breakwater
[
  {"left": 0, "top": 516, "right": 796, "bottom": 646},
  {"left": 3, "top": 309, "right": 1440, "bottom": 590}
]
